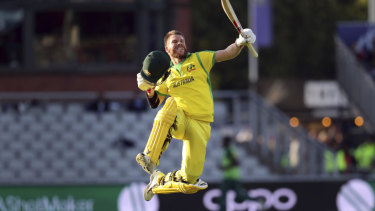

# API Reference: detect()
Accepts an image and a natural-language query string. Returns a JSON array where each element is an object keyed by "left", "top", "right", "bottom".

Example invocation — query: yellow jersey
[{"left": 155, "top": 51, "right": 216, "bottom": 122}]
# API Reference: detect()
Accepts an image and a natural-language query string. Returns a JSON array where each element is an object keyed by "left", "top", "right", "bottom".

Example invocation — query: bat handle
[{"left": 246, "top": 42, "right": 258, "bottom": 58}]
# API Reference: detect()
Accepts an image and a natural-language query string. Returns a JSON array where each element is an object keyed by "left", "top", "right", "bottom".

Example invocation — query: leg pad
[{"left": 144, "top": 98, "right": 177, "bottom": 164}]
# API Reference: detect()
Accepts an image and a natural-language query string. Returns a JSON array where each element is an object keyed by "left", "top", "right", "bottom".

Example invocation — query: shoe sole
[
  {"left": 136, "top": 153, "right": 153, "bottom": 174},
  {"left": 144, "top": 171, "right": 159, "bottom": 201}
]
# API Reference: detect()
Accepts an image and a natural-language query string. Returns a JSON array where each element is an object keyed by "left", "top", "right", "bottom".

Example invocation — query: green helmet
[{"left": 140, "top": 50, "right": 171, "bottom": 83}]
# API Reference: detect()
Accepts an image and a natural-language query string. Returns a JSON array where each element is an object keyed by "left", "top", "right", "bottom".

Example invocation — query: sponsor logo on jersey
[
  {"left": 172, "top": 76, "right": 195, "bottom": 88},
  {"left": 186, "top": 64, "right": 196, "bottom": 72}
]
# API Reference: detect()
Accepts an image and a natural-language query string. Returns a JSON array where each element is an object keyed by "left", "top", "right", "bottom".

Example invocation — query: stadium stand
[{"left": 0, "top": 90, "right": 331, "bottom": 185}]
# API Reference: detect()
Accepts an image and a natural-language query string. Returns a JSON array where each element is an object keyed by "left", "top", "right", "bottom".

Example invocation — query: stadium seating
[{"left": 0, "top": 99, "right": 270, "bottom": 185}]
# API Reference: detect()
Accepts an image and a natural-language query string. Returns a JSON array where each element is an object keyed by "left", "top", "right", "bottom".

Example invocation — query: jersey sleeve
[
  {"left": 155, "top": 82, "right": 169, "bottom": 97},
  {"left": 196, "top": 51, "right": 216, "bottom": 73}
]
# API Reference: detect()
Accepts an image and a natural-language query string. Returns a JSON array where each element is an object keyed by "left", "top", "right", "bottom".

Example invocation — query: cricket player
[{"left": 136, "top": 29, "right": 256, "bottom": 201}]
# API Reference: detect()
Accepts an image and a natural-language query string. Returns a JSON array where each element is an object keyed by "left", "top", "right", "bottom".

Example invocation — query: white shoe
[
  {"left": 144, "top": 170, "right": 161, "bottom": 201},
  {"left": 136, "top": 153, "right": 156, "bottom": 174},
  {"left": 193, "top": 179, "right": 208, "bottom": 189}
]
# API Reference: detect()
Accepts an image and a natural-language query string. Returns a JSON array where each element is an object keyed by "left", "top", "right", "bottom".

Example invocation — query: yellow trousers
[{"left": 171, "top": 108, "right": 211, "bottom": 184}]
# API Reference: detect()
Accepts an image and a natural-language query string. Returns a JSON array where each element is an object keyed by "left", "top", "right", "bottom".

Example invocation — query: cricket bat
[{"left": 221, "top": 0, "right": 258, "bottom": 58}]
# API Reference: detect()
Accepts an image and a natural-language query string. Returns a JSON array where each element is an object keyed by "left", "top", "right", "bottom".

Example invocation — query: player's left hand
[
  {"left": 137, "top": 73, "right": 155, "bottom": 91},
  {"left": 235, "top": 28, "right": 256, "bottom": 47}
]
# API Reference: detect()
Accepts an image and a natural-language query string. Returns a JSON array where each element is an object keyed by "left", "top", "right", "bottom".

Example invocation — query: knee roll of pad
[{"left": 155, "top": 97, "right": 177, "bottom": 124}]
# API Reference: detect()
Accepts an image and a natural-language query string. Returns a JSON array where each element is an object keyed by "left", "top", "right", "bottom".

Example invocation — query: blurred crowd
[{"left": 309, "top": 123, "right": 375, "bottom": 176}]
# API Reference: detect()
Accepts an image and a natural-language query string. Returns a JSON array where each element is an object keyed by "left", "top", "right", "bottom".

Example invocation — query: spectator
[
  {"left": 337, "top": 145, "right": 357, "bottom": 174},
  {"left": 354, "top": 140, "right": 375, "bottom": 175},
  {"left": 218, "top": 135, "right": 261, "bottom": 211}
]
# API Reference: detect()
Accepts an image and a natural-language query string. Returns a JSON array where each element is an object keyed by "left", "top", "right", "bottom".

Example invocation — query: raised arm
[
  {"left": 215, "top": 28, "right": 256, "bottom": 63},
  {"left": 215, "top": 43, "right": 244, "bottom": 62}
]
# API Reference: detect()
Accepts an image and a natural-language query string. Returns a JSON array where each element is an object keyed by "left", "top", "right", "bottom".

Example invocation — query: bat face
[
  {"left": 221, "top": 0, "right": 259, "bottom": 58},
  {"left": 221, "top": 0, "right": 243, "bottom": 31}
]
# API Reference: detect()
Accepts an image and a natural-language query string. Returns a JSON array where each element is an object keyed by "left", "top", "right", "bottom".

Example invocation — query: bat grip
[
  {"left": 246, "top": 42, "right": 258, "bottom": 58},
  {"left": 240, "top": 30, "right": 258, "bottom": 58}
]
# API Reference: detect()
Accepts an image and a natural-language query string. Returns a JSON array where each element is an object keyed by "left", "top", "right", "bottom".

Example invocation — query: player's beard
[{"left": 172, "top": 45, "right": 187, "bottom": 60}]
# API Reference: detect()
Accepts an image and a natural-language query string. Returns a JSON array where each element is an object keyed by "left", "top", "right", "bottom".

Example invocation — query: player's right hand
[
  {"left": 137, "top": 73, "right": 155, "bottom": 91},
  {"left": 235, "top": 28, "right": 256, "bottom": 47}
]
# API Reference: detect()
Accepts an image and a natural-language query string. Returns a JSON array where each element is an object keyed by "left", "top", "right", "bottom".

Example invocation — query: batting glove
[
  {"left": 137, "top": 73, "right": 155, "bottom": 91},
  {"left": 235, "top": 28, "right": 256, "bottom": 47}
]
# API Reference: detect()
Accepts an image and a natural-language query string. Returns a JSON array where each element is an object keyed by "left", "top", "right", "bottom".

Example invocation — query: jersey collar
[{"left": 171, "top": 52, "right": 192, "bottom": 76}]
